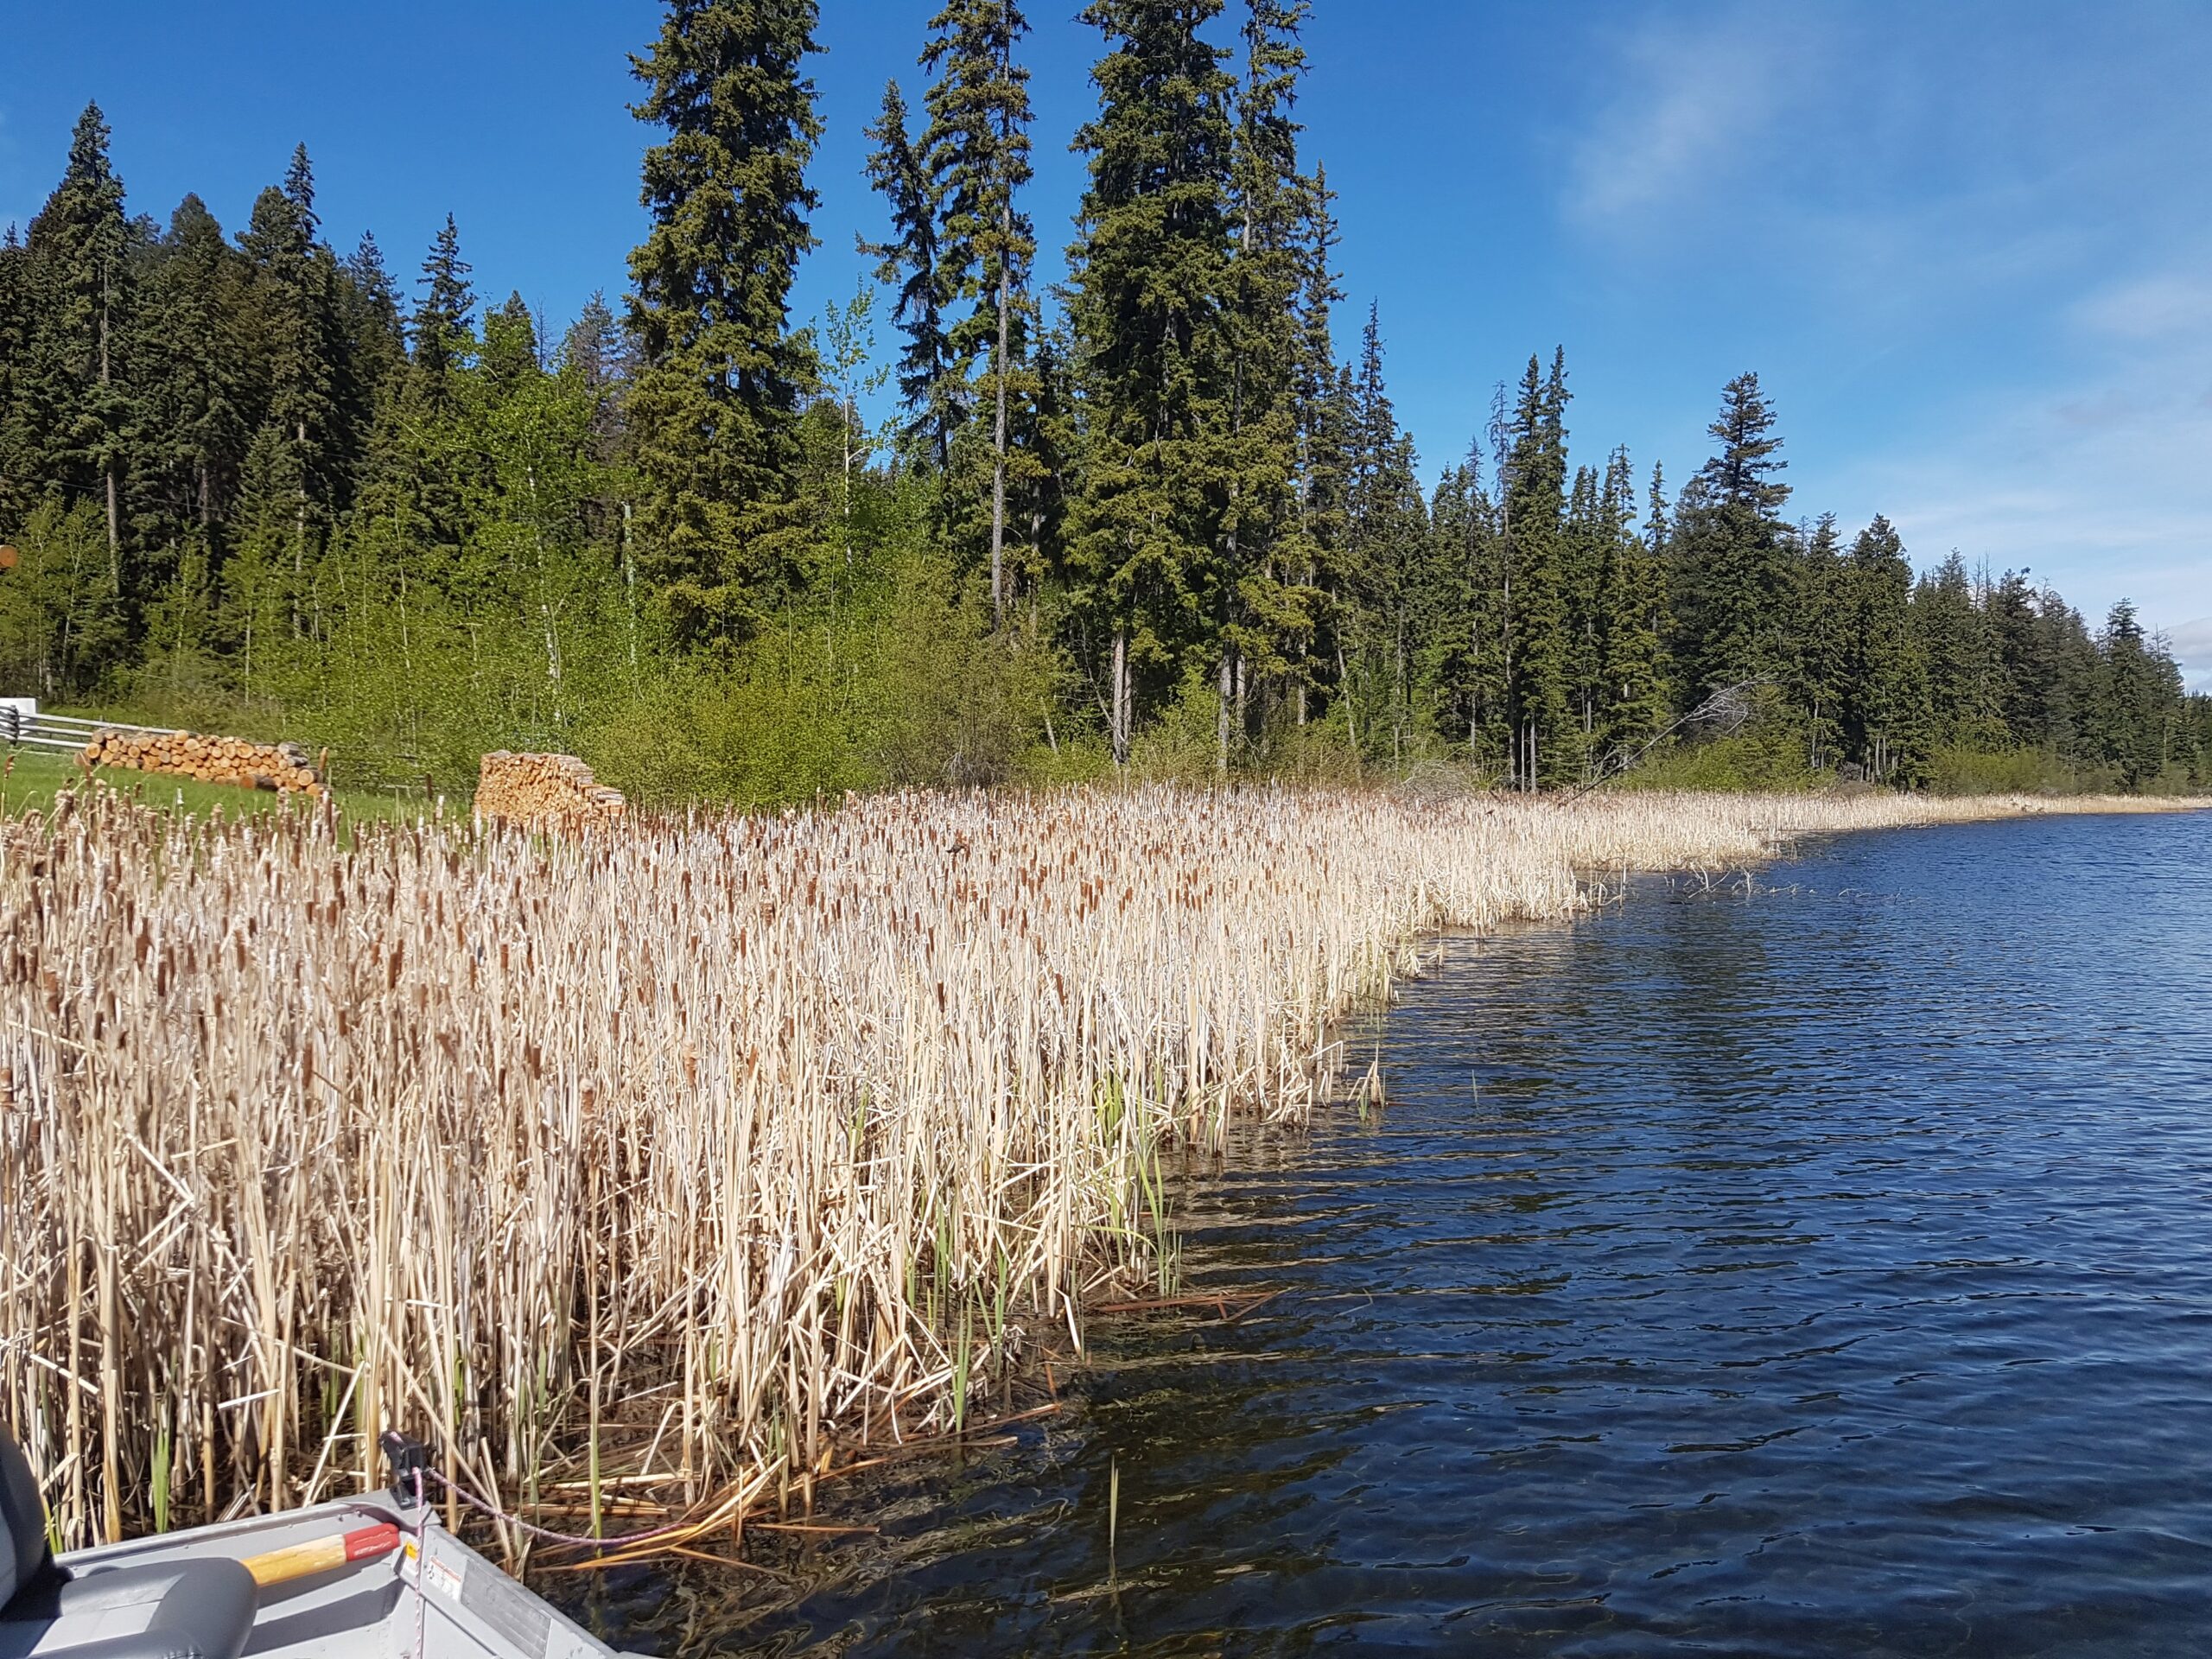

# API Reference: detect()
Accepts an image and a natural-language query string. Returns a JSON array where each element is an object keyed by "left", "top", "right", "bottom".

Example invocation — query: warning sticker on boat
[{"left": 423, "top": 1554, "right": 465, "bottom": 1602}]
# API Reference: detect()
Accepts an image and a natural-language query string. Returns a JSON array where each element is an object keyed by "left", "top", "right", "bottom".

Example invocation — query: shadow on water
[{"left": 558, "top": 810, "right": 2212, "bottom": 1657}]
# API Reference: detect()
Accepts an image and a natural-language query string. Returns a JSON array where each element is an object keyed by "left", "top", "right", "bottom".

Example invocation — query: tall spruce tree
[
  {"left": 1065, "top": 0, "right": 1236, "bottom": 763},
  {"left": 1285, "top": 163, "right": 1345, "bottom": 727},
  {"left": 1597, "top": 444, "right": 1666, "bottom": 757},
  {"left": 410, "top": 215, "right": 475, "bottom": 385},
  {"left": 1914, "top": 550, "right": 2005, "bottom": 751},
  {"left": 1791, "top": 512, "right": 1848, "bottom": 771},
  {"left": 132, "top": 195, "right": 253, "bottom": 550},
  {"left": 921, "top": 0, "right": 1035, "bottom": 622},
  {"left": 1563, "top": 460, "right": 1606, "bottom": 765},
  {"left": 1210, "top": 0, "right": 1312, "bottom": 765},
  {"left": 22, "top": 104, "right": 135, "bottom": 585},
  {"left": 1840, "top": 513, "right": 1931, "bottom": 782},
  {"left": 860, "top": 79, "right": 955, "bottom": 468},
  {"left": 1424, "top": 439, "right": 1501, "bottom": 761},
  {"left": 1497, "top": 350, "right": 1574, "bottom": 785},
  {"left": 2093, "top": 599, "right": 2179, "bottom": 786},
  {"left": 626, "top": 0, "right": 823, "bottom": 644},
  {"left": 0, "top": 226, "right": 33, "bottom": 526},
  {"left": 1673, "top": 371, "right": 1792, "bottom": 702},
  {"left": 1341, "top": 306, "right": 1429, "bottom": 759},
  {"left": 338, "top": 232, "right": 408, "bottom": 417},
  {"left": 237, "top": 147, "right": 347, "bottom": 607}
]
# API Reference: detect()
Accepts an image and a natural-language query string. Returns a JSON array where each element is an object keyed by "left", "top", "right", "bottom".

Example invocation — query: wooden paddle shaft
[{"left": 240, "top": 1522, "right": 402, "bottom": 1587}]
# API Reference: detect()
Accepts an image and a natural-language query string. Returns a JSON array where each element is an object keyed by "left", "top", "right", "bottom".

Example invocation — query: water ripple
[{"left": 584, "top": 810, "right": 2212, "bottom": 1657}]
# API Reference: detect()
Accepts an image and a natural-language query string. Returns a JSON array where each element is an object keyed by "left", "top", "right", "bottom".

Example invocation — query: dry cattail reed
[{"left": 0, "top": 784, "right": 2186, "bottom": 1549}]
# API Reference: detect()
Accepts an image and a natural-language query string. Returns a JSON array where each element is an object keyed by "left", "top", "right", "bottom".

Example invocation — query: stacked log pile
[
  {"left": 82, "top": 728, "right": 326, "bottom": 795},
  {"left": 475, "top": 751, "right": 626, "bottom": 831}
]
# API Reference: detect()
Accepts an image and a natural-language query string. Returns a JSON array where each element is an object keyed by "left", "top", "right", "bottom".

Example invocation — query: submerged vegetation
[
  {"left": 0, "top": 6, "right": 2204, "bottom": 804},
  {"left": 0, "top": 784, "right": 2190, "bottom": 1552}
]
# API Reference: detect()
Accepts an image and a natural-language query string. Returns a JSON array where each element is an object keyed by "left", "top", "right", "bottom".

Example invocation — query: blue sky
[{"left": 3, "top": 0, "right": 2207, "bottom": 684}]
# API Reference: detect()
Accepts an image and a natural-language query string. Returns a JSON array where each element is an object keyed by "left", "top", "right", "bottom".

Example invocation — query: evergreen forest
[{"left": 1, "top": 0, "right": 2205, "bottom": 804}]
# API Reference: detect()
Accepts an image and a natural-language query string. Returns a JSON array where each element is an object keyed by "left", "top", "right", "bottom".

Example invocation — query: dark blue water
[{"left": 589, "top": 810, "right": 2212, "bottom": 1656}]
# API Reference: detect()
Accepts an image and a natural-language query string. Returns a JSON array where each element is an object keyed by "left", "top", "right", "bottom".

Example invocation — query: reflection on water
[{"left": 568, "top": 810, "right": 2212, "bottom": 1656}]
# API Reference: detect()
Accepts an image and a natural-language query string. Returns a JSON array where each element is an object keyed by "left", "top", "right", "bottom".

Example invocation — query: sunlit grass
[{"left": 1, "top": 744, "right": 421, "bottom": 823}]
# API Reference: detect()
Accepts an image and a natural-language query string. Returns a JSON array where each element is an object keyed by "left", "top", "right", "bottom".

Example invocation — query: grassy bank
[
  {"left": 0, "top": 785, "right": 2195, "bottom": 1556},
  {"left": 2, "top": 745, "right": 423, "bottom": 824}
]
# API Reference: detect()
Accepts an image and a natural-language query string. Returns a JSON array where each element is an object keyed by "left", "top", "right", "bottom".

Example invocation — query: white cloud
[
  {"left": 1561, "top": 10, "right": 1806, "bottom": 231},
  {"left": 2075, "top": 275, "right": 2212, "bottom": 346},
  {"left": 1848, "top": 260, "right": 2212, "bottom": 678},
  {"left": 2163, "top": 617, "right": 2212, "bottom": 694}
]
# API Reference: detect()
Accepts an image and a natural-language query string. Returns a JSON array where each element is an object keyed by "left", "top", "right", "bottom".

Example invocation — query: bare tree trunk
[
  {"left": 98, "top": 282, "right": 120, "bottom": 587},
  {"left": 990, "top": 222, "right": 1011, "bottom": 626},
  {"left": 293, "top": 420, "right": 309, "bottom": 636},
  {"left": 1111, "top": 627, "right": 1130, "bottom": 767},
  {"left": 1217, "top": 652, "right": 1232, "bottom": 776}
]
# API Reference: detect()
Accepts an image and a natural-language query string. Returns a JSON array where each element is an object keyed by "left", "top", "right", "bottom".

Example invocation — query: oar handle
[{"left": 240, "top": 1522, "right": 403, "bottom": 1587}]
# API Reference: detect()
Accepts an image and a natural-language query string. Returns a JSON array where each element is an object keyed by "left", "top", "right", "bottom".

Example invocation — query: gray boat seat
[{"left": 1, "top": 1435, "right": 254, "bottom": 1659}]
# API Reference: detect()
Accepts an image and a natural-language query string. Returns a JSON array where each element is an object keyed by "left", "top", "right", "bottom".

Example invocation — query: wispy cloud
[
  {"left": 1561, "top": 9, "right": 1808, "bottom": 232},
  {"left": 2164, "top": 618, "right": 2212, "bottom": 690},
  {"left": 1853, "top": 252, "right": 2212, "bottom": 687},
  {"left": 2073, "top": 270, "right": 2212, "bottom": 345},
  {"left": 1550, "top": 4, "right": 2212, "bottom": 672}
]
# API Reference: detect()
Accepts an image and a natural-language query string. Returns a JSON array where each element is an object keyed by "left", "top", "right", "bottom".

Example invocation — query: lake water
[{"left": 580, "top": 809, "right": 2212, "bottom": 1656}]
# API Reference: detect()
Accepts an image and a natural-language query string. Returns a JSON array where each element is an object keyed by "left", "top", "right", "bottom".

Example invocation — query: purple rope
[{"left": 407, "top": 1469, "right": 429, "bottom": 1659}]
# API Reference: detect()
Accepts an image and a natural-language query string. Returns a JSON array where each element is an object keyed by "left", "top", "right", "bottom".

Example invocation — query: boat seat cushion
[
  {"left": 0, "top": 1437, "right": 46, "bottom": 1612},
  {"left": 0, "top": 1557, "right": 257, "bottom": 1659}
]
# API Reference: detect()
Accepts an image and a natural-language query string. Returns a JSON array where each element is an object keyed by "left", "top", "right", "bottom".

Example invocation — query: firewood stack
[
  {"left": 475, "top": 751, "right": 626, "bottom": 831},
  {"left": 81, "top": 728, "right": 327, "bottom": 795}
]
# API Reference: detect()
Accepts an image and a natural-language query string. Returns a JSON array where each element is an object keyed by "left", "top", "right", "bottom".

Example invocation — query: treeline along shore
[
  {"left": 1, "top": 2, "right": 2206, "bottom": 804},
  {"left": 2, "top": 785, "right": 2196, "bottom": 1555}
]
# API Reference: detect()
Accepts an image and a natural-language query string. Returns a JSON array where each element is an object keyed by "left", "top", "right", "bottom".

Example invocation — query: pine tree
[
  {"left": 0, "top": 225, "right": 30, "bottom": 525},
  {"left": 1496, "top": 350, "right": 1573, "bottom": 785},
  {"left": 1913, "top": 550, "right": 2005, "bottom": 750},
  {"left": 1209, "top": 0, "right": 1312, "bottom": 764},
  {"left": 356, "top": 219, "right": 486, "bottom": 579},
  {"left": 237, "top": 146, "right": 347, "bottom": 608},
  {"left": 860, "top": 79, "right": 955, "bottom": 468},
  {"left": 1284, "top": 163, "right": 1345, "bottom": 727},
  {"left": 1339, "top": 307, "right": 1430, "bottom": 759},
  {"left": 1596, "top": 445, "right": 1666, "bottom": 759},
  {"left": 339, "top": 233, "right": 409, "bottom": 408},
  {"left": 921, "top": 0, "right": 1035, "bottom": 621},
  {"left": 1790, "top": 512, "right": 1848, "bottom": 771},
  {"left": 1644, "top": 461, "right": 1670, "bottom": 559},
  {"left": 626, "top": 0, "right": 823, "bottom": 643},
  {"left": 22, "top": 104, "right": 135, "bottom": 585},
  {"left": 480, "top": 291, "right": 539, "bottom": 401},
  {"left": 1065, "top": 0, "right": 1236, "bottom": 763},
  {"left": 1673, "top": 371, "right": 1792, "bottom": 701},
  {"left": 410, "top": 215, "right": 476, "bottom": 385},
  {"left": 131, "top": 194, "right": 253, "bottom": 550},
  {"left": 1563, "top": 460, "right": 1606, "bottom": 768},
  {"left": 1423, "top": 441, "right": 1502, "bottom": 763},
  {"left": 2093, "top": 600, "right": 2179, "bottom": 787},
  {"left": 1840, "top": 512, "right": 1931, "bottom": 782}
]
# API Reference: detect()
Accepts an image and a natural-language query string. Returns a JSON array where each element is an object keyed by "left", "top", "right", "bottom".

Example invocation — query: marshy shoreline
[{"left": 0, "top": 784, "right": 2196, "bottom": 1571}]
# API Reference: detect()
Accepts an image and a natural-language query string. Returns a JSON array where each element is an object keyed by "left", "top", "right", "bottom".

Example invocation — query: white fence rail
[{"left": 0, "top": 704, "right": 183, "bottom": 756}]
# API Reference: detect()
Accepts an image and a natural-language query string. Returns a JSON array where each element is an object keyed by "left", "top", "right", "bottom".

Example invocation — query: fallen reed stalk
[{"left": 0, "top": 784, "right": 2190, "bottom": 1551}]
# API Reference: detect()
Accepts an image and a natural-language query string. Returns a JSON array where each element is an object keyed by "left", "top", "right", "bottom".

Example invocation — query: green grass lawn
[{"left": 2, "top": 744, "right": 428, "bottom": 824}]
